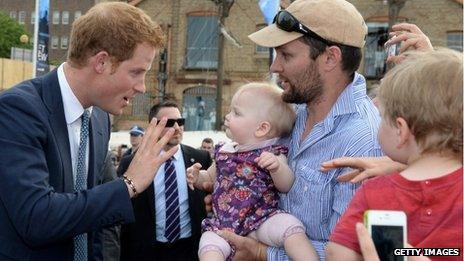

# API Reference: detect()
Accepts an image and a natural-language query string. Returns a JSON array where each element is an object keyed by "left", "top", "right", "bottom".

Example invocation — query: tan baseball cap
[{"left": 249, "top": 0, "right": 367, "bottom": 48}]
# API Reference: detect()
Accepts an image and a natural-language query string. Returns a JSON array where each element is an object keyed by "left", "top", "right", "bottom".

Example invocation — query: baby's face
[{"left": 224, "top": 91, "right": 268, "bottom": 145}]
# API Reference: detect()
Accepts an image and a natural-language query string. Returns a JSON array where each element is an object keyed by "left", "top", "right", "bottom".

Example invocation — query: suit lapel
[{"left": 42, "top": 70, "right": 74, "bottom": 192}]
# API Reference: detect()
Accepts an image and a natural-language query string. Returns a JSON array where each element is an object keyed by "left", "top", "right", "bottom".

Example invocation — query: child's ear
[
  {"left": 255, "top": 121, "right": 271, "bottom": 138},
  {"left": 395, "top": 117, "right": 412, "bottom": 148}
]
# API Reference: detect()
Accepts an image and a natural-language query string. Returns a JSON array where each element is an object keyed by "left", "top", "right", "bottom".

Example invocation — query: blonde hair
[
  {"left": 378, "top": 48, "right": 463, "bottom": 156},
  {"left": 68, "top": 2, "right": 165, "bottom": 68},
  {"left": 236, "top": 82, "right": 296, "bottom": 138}
]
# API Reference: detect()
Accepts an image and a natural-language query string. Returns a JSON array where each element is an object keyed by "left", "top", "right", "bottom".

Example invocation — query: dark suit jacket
[
  {"left": 0, "top": 70, "right": 135, "bottom": 260},
  {"left": 119, "top": 145, "right": 212, "bottom": 261}
]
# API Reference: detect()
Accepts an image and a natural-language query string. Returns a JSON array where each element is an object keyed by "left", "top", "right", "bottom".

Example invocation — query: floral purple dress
[{"left": 202, "top": 143, "right": 288, "bottom": 236}]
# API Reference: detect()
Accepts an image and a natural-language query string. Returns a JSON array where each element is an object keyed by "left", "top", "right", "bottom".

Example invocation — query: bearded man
[{"left": 218, "top": 0, "right": 384, "bottom": 260}]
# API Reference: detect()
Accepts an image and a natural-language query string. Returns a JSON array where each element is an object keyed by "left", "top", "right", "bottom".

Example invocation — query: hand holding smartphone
[{"left": 364, "top": 210, "right": 407, "bottom": 261}]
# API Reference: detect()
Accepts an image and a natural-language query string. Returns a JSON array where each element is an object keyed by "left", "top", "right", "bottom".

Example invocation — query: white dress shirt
[{"left": 57, "top": 63, "right": 93, "bottom": 185}]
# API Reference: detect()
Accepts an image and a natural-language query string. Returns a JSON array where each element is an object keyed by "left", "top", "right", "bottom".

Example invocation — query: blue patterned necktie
[
  {"left": 164, "top": 157, "right": 181, "bottom": 242},
  {"left": 74, "top": 109, "right": 90, "bottom": 261}
]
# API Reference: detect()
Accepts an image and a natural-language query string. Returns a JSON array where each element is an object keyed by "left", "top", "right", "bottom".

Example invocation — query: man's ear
[
  {"left": 92, "top": 51, "right": 110, "bottom": 74},
  {"left": 395, "top": 117, "right": 412, "bottom": 148},
  {"left": 255, "top": 121, "right": 271, "bottom": 138},
  {"left": 322, "top": 45, "right": 342, "bottom": 72}
]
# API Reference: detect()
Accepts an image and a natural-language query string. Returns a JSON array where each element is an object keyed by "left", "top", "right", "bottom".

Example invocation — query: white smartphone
[
  {"left": 386, "top": 36, "right": 401, "bottom": 57},
  {"left": 364, "top": 210, "right": 407, "bottom": 261}
]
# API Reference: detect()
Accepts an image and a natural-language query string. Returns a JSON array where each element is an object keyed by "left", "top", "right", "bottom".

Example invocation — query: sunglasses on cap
[
  {"left": 273, "top": 10, "right": 330, "bottom": 45},
  {"left": 157, "top": 118, "right": 185, "bottom": 127}
]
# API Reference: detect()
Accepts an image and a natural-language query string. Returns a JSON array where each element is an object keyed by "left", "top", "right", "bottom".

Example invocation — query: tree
[{"left": 0, "top": 11, "right": 32, "bottom": 58}]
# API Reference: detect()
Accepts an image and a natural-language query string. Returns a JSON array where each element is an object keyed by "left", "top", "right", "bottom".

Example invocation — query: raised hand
[
  {"left": 385, "top": 23, "right": 433, "bottom": 64},
  {"left": 123, "top": 117, "right": 177, "bottom": 197}
]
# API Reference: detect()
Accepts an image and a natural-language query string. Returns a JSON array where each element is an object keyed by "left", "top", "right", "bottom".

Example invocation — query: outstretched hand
[
  {"left": 218, "top": 230, "right": 267, "bottom": 261},
  {"left": 385, "top": 23, "right": 433, "bottom": 64},
  {"left": 124, "top": 117, "right": 177, "bottom": 197},
  {"left": 320, "top": 156, "right": 407, "bottom": 183}
]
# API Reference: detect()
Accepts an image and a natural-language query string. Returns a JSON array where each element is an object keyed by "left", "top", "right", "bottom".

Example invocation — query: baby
[{"left": 187, "top": 82, "right": 317, "bottom": 261}]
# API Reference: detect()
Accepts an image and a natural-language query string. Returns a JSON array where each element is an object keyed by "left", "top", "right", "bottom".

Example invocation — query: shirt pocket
[{"left": 284, "top": 167, "right": 332, "bottom": 227}]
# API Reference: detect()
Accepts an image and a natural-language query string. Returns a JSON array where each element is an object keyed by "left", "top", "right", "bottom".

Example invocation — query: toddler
[
  {"left": 188, "top": 82, "right": 317, "bottom": 261},
  {"left": 326, "top": 49, "right": 463, "bottom": 260}
]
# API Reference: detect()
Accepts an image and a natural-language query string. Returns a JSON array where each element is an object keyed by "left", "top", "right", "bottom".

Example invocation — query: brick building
[
  {"left": 1, "top": 0, "right": 462, "bottom": 131},
  {"left": 114, "top": 0, "right": 461, "bottom": 131}
]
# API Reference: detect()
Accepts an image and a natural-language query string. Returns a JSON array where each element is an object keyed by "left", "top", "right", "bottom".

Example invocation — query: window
[
  {"left": 447, "top": 32, "right": 463, "bottom": 52},
  {"left": 363, "top": 22, "right": 389, "bottom": 79},
  {"left": 185, "top": 15, "right": 218, "bottom": 69},
  {"left": 61, "top": 36, "right": 68, "bottom": 49},
  {"left": 31, "top": 11, "right": 35, "bottom": 24},
  {"left": 53, "top": 11, "right": 60, "bottom": 24},
  {"left": 51, "top": 36, "right": 59, "bottom": 49},
  {"left": 18, "top": 11, "right": 26, "bottom": 24},
  {"left": 9, "top": 11, "right": 16, "bottom": 20},
  {"left": 61, "top": 11, "right": 69, "bottom": 25},
  {"left": 74, "top": 11, "right": 82, "bottom": 21}
]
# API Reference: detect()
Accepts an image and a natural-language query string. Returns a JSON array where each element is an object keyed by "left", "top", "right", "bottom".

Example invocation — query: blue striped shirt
[{"left": 268, "top": 73, "right": 383, "bottom": 260}]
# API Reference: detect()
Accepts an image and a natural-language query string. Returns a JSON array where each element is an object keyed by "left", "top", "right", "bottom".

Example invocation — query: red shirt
[{"left": 330, "top": 167, "right": 463, "bottom": 260}]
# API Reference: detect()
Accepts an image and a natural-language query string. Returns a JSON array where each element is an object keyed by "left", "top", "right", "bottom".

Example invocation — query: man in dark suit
[
  {"left": 0, "top": 3, "right": 176, "bottom": 260},
  {"left": 120, "top": 101, "right": 212, "bottom": 261}
]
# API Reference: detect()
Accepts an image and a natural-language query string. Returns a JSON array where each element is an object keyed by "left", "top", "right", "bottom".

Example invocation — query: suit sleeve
[
  {"left": 0, "top": 93, "right": 135, "bottom": 247},
  {"left": 95, "top": 152, "right": 122, "bottom": 261}
]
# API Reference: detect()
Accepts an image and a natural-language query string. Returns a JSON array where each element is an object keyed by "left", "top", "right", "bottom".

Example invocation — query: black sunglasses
[
  {"left": 273, "top": 10, "right": 330, "bottom": 45},
  {"left": 157, "top": 118, "right": 185, "bottom": 127}
]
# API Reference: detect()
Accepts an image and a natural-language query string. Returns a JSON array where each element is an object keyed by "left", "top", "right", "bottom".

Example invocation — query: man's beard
[{"left": 280, "top": 62, "right": 323, "bottom": 105}]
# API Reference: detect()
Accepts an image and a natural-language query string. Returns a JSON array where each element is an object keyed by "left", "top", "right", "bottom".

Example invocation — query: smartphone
[
  {"left": 385, "top": 36, "right": 401, "bottom": 57},
  {"left": 364, "top": 210, "right": 407, "bottom": 261}
]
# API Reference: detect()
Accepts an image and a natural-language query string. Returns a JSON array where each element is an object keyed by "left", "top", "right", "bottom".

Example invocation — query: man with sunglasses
[
  {"left": 119, "top": 100, "right": 212, "bottom": 261},
  {"left": 218, "top": 0, "right": 383, "bottom": 260}
]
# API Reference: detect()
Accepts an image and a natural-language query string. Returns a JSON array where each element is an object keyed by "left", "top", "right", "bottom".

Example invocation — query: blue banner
[
  {"left": 36, "top": 0, "right": 50, "bottom": 76},
  {"left": 259, "top": 0, "right": 279, "bottom": 25}
]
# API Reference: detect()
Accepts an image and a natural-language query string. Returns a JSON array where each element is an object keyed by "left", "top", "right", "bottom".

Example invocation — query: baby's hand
[
  {"left": 255, "top": 151, "right": 280, "bottom": 173},
  {"left": 187, "top": 163, "right": 202, "bottom": 190}
]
